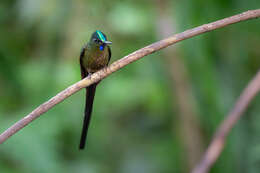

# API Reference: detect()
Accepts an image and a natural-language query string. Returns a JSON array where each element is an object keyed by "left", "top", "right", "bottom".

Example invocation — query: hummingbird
[{"left": 79, "top": 30, "right": 112, "bottom": 149}]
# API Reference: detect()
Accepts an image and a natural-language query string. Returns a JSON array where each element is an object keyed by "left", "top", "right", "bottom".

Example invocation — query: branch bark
[
  {"left": 191, "top": 70, "right": 260, "bottom": 173},
  {"left": 1, "top": 9, "right": 260, "bottom": 144}
]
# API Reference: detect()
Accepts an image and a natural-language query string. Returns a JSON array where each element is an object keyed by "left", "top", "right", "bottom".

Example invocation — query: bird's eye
[{"left": 93, "top": 39, "right": 98, "bottom": 43}]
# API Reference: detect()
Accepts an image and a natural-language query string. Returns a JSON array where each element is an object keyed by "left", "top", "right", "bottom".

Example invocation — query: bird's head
[{"left": 90, "top": 30, "right": 112, "bottom": 51}]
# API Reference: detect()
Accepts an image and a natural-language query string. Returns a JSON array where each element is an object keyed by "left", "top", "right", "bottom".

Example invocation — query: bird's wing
[
  {"left": 107, "top": 46, "right": 112, "bottom": 65},
  {"left": 80, "top": 47, "right": 88, "bottom": 79}
]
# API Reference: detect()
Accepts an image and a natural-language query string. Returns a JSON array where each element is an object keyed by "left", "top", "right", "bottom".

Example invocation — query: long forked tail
[{"left": 79, "top": 83, "right": 98, "bottom": 149}]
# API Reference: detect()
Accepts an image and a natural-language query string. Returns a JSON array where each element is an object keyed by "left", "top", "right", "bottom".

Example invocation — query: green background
[{"left": 1, "top": 0, "right": 260, "bottom": 173}]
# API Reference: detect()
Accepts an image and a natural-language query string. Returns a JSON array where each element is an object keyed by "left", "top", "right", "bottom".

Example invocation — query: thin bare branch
[
  {"left": 191, "top": 70, "right": 260, "bottom": 173},
  {"left": 1, "top": 9, "right": 260, "bottom": 144}
]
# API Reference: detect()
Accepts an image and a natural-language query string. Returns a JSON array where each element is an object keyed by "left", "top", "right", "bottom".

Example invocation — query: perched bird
[{"left": 79, "top": 30, "right": 112, "bottom": 149}]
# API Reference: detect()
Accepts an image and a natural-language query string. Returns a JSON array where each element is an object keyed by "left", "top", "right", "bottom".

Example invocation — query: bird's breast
[{"left": 83, "top": 46, "right": 109, "bottom": 73}]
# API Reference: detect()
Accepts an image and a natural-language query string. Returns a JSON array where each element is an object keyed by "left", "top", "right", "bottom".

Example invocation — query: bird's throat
[{"left": 83, "top": 44, "right": 110, "bottom": 73}]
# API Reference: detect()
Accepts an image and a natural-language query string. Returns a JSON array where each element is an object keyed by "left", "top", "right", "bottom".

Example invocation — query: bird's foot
[{"left": 88, "top": 73, "right": 93, "bottom": 79}]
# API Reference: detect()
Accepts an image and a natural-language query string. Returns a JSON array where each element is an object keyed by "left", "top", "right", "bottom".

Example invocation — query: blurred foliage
[{"left": 0, "top": 0, "right": 260, "bottom": 173}]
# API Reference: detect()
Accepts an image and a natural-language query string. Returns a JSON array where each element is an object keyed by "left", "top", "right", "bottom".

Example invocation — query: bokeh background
[{"left": 1, "top": 0, "right": 260, "bottom": 173}]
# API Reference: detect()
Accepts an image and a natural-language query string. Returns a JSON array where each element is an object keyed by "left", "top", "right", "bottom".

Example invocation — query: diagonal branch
[
  {"left": 191, "top": 70, "right": 260, "bottom": 173},
  {"left": 1, "top": 9, "right": 260, "bottom": 144}
]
